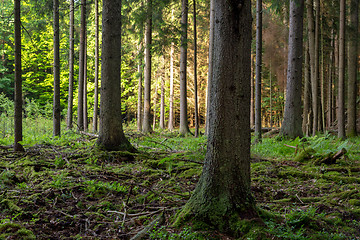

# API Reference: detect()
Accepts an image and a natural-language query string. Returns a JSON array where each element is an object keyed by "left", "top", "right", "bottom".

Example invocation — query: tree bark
[
  {"left": 302, "top": 42, "right": 311, "bottom": 135},
  {"left": 93, "top": 0, "right": 99, "bottom": 133},
  {"left": 83, "top": 34, "right": 88, "bottom": 132},
  {"left": 67, "top": 0, "right": 74, "bottom": 130},
  {"left": 193, "top": 0, "right": 199, "bottom": 137},
  {"left": 250, "top": 56, "right": 255, "bottom": 128},
  {"left": 255, "top": 0, "right": 262, "bottom": 142},
  {"left": 160, "top": 55, "right": 165, "bottom": 130},
  {"left": 137, "top": 43, "right": 143, "bottom": 132},
  {"left": 142, "top": 0, "right": 152, "bottom": 133},
  {"left": 53, "top": 0, "right": 61, "bottom": 137},
  {"left": 14, "top": 0, "right": 23, "bottom": 152},
  {"left": 280, "top": 0, "right": 304, "bottom": 138},
  {"left": 176, "top": 0, "right": 258, "bottom": 234},
  {"left": 338, "top": 0, "right": 346, "bottom": 139},
  {"left": 168, "top": 41, "right": 175, "bottom": 131},
  {"left": 179, "top": 0, "right": 190, "bottom": 136},
  {"left": 97, "top": 0, "right": 133, "bottom": 151},
  {"left": 77, "top": 0, "right": 86, "bottom": 131},
  {"left": 347, "top": 0, "right": 359, "bottom": 137}
]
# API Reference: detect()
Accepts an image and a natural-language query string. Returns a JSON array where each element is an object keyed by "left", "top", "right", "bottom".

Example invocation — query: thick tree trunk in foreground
[
  {"left": 14, "top": 0, "right": 23, "bottom": 152},
  {"left": 77, "top": 0, "right": 86, "bottom": 131},
  {"left": 338, "top": 0, "right": 345, "bottom": 139},
  {"left": 67, "top": 0, "right": 74, "bottom": 130},
  {"left": 53, "top": 0, "right": 61, "bottom": 137},
  {"left": 97, "top": 0, "right": 133, "bottom": 151},
  {"left": 280, "top": 0, "right": 304, "bottom": 138},
  {"left": 176, "top": 0, "right": 258, "bottom": 234},
  {"left": 142, "top": 0, "right": 152, "bottom": 133},
  {"left": 255, "top": 0, "right": 262, "bottom": 142},
  {"left": 93, "top": 0, "right": 99, "bottom": 132},
  {"left": 179, "top": 0, "right": 190, "bottom": 136},
  {"left": 347, "top": 0, "right": 358, "bottom": 137}
]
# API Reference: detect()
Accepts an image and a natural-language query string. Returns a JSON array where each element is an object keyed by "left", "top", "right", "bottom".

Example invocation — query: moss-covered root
[{"left": 174, "top": 195, "right": 264, "bottom": 239}]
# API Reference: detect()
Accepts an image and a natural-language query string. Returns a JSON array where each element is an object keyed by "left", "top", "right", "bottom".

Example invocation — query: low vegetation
[{"left": 0, "top": 114, "right": 359, "bottom": 239}]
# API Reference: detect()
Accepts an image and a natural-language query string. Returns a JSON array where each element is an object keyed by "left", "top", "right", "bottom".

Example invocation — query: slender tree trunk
[
  {"left": 255, "top": 0, "right": 262, "bottom": 142},
  {"left": 93, "top": 0, "right": 99, "bottom": 132},
  {"left": 53, "top": 0, "right": 61, "bottom": 137},
  {"left": 152, "top": 77, "right": 158, "bottom": 129},
  {"left": 137, "top": 43, "right": 143, "bottom": 132},
  {"left": 269, "top": 62, "right": 273, "bottom": 128},
  {"left": 338, "top": 0, "right": 346, "bottom": 139},
  {"left": 14, "top": 0, "right": 23, "bottom": 151},
  {"left": 320, "top": 20, "right": 325, "bottom": 132},
  {"left": 193, "top": 0, "right": 199, "bottom": 137},
  {"left": 168, "top": 42, "right": 175, "bottom": 131},
  {"left": 97, "top": 0, "right": 133, "bottom": 151},
  {"left": 303, "top": 42, "right": 311, "bottom": 135},
  {"left": 280, "top": 0, "right": 304, "bottom": 138},
  {"left": 142, "top": 0, "right": 152, "bottom": 133},
  {"left": 314, "top": 0, "right": 320, "bottom": 132},
  {"left": 83, "top": 35, "right": 88, "bottom": 131},
  {"left": 67, "top": 0, "right": 74, "bottom": 130},
  {"left": 347, "top": 0, "right": 359, "bottom": 137},
  {"left": 250, "top": 56, "right": 255, "bottom": 128},
  {"left": 205, "top": 0, "right": 214, "bottom": 136},
  {"left": 77, "top": 0, "right": 86, "bottom": 131},
  {"left": 179, "top": 0, "right": 190, "bottom": 136},
  {"left": 160, "top": 55, "right": 165, "bottom": 129},
  {"left": 307, "top": 0, "right": 318, "bottom": 135}
]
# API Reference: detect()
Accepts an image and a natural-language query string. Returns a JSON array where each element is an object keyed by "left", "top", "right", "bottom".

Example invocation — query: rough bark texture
[
  {"left": 302, "top": 43, "right": 311, "bottom": 135},
  {"left": 347, "top": 0, "right": 358, "bottom": 137},
  {"left": 137, "top": 45, "right": 143, "bottom": 132},
  {"left": 179, "top": 0, "right": 190, "bottom": 136},
  {"left": 53, "top": 0, "right": 61, "bottom": 137},
  {"left": 168, "top": 42, "right": 175, "bottom": 131},
  {"left": 142, "top": 0, "right": 152, "bottom": 133},
  {"left": 281, "top": 0, "right": 304, "bottom": 138},
  {"left": 255, "top": 0, "right": 262, "bottom": 142},
  {"left": 97, "top": 0, "right": 133, "bottom": 151},
  {"left": 14, "top": 0, "right": 23, "bottom": 152},
  {"left": 93, "top": 0, "right": 99, "bottom": 133},
  {"left": 83, "top": 36, "right": 88, "bottom": 132},
  {"left": 176, "top": 0, "right": 258, "bottom": 235},
  {"left": 160, "top": 56, "right": 165, "bottom": 130},
  {"left": 77, "top": 0, "right": 86, "bottom": 131},
  {"left": 250, "top": 56, "right": 255, "bottom": 128},
  {"left": 67, "top": 0, "right": 74, "bottom": 130},
  {"left": 193, "top": 0, "right": 199, "bottom": 137},
  {"left": 338, "top": 0, "right": 345, "bottom": 139}
]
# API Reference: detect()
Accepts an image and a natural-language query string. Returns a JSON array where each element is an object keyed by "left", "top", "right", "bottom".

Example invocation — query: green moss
[
  {"left": 0, "top": 199, "right": 21, "bottom": 213},
  {"left": 0, "top": 223, "right": 35, "bottom": 240},
  {"left": 348, "top": 199, "right": 360, "bottom": 206},
  {"left": 294, "top": 147, "right": 316, "bottom": 162}
]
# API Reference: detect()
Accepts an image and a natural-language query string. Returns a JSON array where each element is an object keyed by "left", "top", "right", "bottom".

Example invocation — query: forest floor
[{"left": 1, "top": 129, "right": 360, "bottom": 239}]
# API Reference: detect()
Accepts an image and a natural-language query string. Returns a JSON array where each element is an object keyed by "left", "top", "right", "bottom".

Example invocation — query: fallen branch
[{"left": 79, "top": 131, "right": 99, "bottom": 138}]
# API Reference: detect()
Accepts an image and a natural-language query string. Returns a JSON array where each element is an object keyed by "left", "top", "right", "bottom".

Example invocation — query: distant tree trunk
[
  {"left": 303, "top": 42, "right": 311, "bottom": 135},
  {"left": 327, "top": 30, "right": 335, "bottom": 128},
  {"left": 250, "top": 56, "right": 255, "bottom": 128},
  {"left": 67, "top": 0, "right": 74, "bottom": 130},
  {"left": 347, "top": 0, "right": 358, "bottom": 137},
  {"left": 193, "top": 0, "right": 199, "bottom": 137},
  {"left": 168, "top": 42, "right": 175, "bottom": 131},
  {"left": 152, "top": 78, "right": 158, "bottom": 129},
  {"left": 176, "top": 0, "right": 258, "bottom": 232},
  {"left": 53, "top": 0, "right": 61, "bottom": 137},
  {"left": 93, "top": 0, "right": 99, "bottom": 132},
  {"left": 14, "top": 0, "right": 23, "bottom": 152},
  {"left": 137, "top": 43, "right": 143, "bottom": 132},
  {"left": 160, "top": 55, "right": 165, "bottom": 129},
  {"left": 179, "top": 0, "right": 190, "bottom": 136},
  {"left": 83, "top": 35, "right": 88, "bottom": 131},
  {"left": 255, "top": 0, "right": 262, "bottom": 142},
  {"left": 205, "top": 0, "right": 214, "bottom": 136},
  {"left": 280, "top": 0, "right": 304, "bottom": 138},
  {"left": 307, "top": 0, "right": 318, "bottom": 136},
  {"left": 338, "top": 0, "right": 346, "bottom": 139},
  {"left": 314, "top": 0, "right": 320, "bottom": 132},
  {"left": 142, "top": 0, "right": 152, "bottom": 133},
  {"left": 97, "top": 0, "right": 133, "bottom": 151},
  {"left": 77, "top": 0, "right": 86, "bottom": 131}
]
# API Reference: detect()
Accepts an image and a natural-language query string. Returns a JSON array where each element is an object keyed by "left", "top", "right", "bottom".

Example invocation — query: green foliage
[
  {"left": 82, "top": 180, "right": 129, "bottom": 195},
  {"left": 149, "top": 226, "right": 206, "bottom": 240}
]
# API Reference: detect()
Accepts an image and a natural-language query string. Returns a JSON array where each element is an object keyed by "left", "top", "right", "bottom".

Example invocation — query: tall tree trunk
[
  {"left": 142, "top": 0, "right": 152, "bottom": 133},
  {"left": 347, "top": 0, "right": 359, "bottom": 137},
  {"left": 160, "top": 55, "right": 165, "bottom": 129},
  {"left": 303, "top": 42, "right": 311, "bottom": 135},
  {"left": 314, "top": 0, "right": 321, "bottom": 132},
  {"left": 152, "top": 77, "right": 158, "bottom": 129},
  {"left": 137, "top": 43, "right": 143, "bottom": 132},
  {"left": 255, "top": 0, "right": 262, "bottom": 142},
  {"left": 97, "top": 0, "right": 133, "bottom": 151},
  {"left": 338, "top": 0, "right": 346, "bottom": 139},
  {"left": 77, "top": 0, "right": 86, "bottom": 131},
  {"left": 280, "top": 0, "right": 304, "bottom": 138},
  {"left": 205, "top": 0, "right": 214, "bottom": 136},
  {"left": 53, "top": 0, "right": 61, "bottom": 137},
  {"left": 168, "top": 42, "right": 175, "bottom": 131},
  {"left": 176, "top": 0, "right": 258, "bottom": 232},
  {"left": 83, "top": 35, "right": 88, "bottom": 131},
  {"left": 327, "top": 30, "right": 335, "bottom": 128},
  {"left": 250, "top": 56, "right": 255, "bottom": 128},
  {"left": 193, "top": 0, "right": 199, "bottom": 137},
  {"left": 67, "top": 0, "right": 74, "bottom": 130},
  {"left": 179, "top": 0, "right": 190, "bottom": 136},
  {"left": 14, "top": 0, "right": 23, "bottom": 152},
  {"left": 93, "top": 0, "right": 99, "bottom": 132}
]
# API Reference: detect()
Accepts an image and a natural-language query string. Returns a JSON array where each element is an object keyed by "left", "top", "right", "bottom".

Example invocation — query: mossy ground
[{"left": 0, "top": 128, "right": 360, "bottom": 239}]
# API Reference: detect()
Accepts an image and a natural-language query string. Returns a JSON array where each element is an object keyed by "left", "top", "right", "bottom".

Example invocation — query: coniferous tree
[
  {"left": 193, "top": 0, "right": 199, "bottom": 138},
  {"left": 255, "top": 0, "right": 262, "bottom": 142},
  {"left": 53, "top": 0, "right": 60, "bottom": 136},
  {"left": 93, "top": 0, "right": 99, "bottom": 132},
  {"left": 338, "top": 0, "right": 346, "bottom": 139},
  {"left": 77, "top": 0, "right": 86, "bottom": 131}
]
